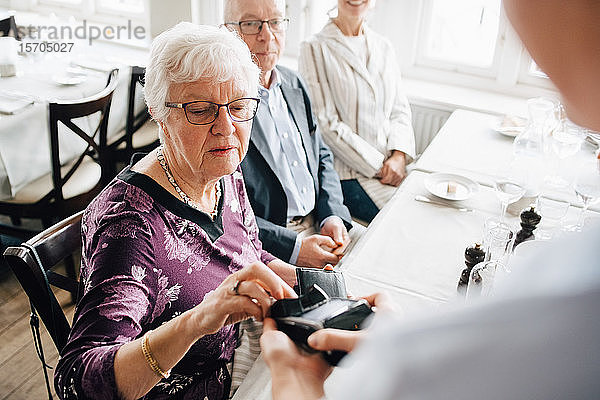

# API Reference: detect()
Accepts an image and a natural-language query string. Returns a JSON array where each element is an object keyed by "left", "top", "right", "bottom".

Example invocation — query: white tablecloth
[
  {"left": 415, "top": 109, "right": 600, "bottom": 211},
  {"left": 232, "top": 169, "right": 598, "bottom": 400}
]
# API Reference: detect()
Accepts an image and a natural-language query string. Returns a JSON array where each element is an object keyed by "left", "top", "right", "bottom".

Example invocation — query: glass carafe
[
  {"left": 510, "top": 97, "right": 557, "bottom": 213},
  {"left": 513, "top": 97, "right": 556, "bottom": 158}
]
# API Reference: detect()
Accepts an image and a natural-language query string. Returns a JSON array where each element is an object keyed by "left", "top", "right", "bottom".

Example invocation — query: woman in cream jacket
[{"left": 299, "top": 0, "right": 415, "bottom": 223}]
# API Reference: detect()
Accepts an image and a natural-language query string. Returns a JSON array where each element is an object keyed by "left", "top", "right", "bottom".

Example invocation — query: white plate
[
  {"left": 424, "top": 173, "right": 479, "bottom": 201},
  {"left": 491, "top": 115, "right": 526, "bottom": 138},
  {"left": 52, "top": 73, "right": 87, "bottom": 86}
]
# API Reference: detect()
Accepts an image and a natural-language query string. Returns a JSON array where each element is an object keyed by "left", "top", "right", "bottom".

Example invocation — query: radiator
[{"left": 410, "top": 104, "right": 452, "bottom": 156}]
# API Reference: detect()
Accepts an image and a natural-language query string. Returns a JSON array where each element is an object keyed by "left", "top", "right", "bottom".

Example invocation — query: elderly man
[{"left": 224, "top": 0, "right": 357, "bottom": 268}]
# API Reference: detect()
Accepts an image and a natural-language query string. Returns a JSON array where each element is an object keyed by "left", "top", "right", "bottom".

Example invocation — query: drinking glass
[
  {"left": 482, "top": 218, "right": 516, "bottom": 267},
  {"left": 466, "top": 261, "right": 504, "bottom": 300},
  {"left": 536, "top": 196, "right": 570, "bottom": 239},
  {"left": 569, "top": 160, "right": 600, "bottom": 231},
  {"left": 494, "top": 179, "right": 526, "bottom": 221},
  {"left": 544, "top": 119, "right": 584, "bottom": 188}
]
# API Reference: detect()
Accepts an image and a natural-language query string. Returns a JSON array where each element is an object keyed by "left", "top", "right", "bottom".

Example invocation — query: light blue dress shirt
[
  {"left": 258, "top": 70, "right": 320, "bottom": 264},
  {"left": 258, "top": 70, "right": 316, "bottom": 221}
]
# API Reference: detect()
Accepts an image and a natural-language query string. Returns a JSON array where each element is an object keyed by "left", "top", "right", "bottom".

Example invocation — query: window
[
  {"left": 365, "top": 0, "right": 555, "bottom": 96},
  {"left": 418, "top": 0, "right": 502, "bottom": 70},
  {"left": 96, "top": 0, "right": 145, "bottom": 15},
  {"left": 38, "top": 0, "right": 83, "bottom": 7}
]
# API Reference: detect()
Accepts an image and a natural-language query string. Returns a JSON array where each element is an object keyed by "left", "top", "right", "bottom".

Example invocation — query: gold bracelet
[{"left": 141, "top": 331, "right": 171, "bottom": 379}]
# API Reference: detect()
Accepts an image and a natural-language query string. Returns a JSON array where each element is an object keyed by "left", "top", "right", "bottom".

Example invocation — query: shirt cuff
[
  {"left": 289, "top": 235, "right": 302, "bottom": 265},
  {"left": 319, "top": 215, "right": 344, "bottom": 230}
]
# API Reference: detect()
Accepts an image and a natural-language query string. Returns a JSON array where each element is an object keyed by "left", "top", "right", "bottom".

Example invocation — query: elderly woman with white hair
[{"left": 54, "top": 22, "right": 297, "bottom": 400}]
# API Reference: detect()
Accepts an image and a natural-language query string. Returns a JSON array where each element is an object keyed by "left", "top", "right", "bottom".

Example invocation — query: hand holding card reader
[{"left": 270, "top": 284, "right": 373, "bottom": 365}]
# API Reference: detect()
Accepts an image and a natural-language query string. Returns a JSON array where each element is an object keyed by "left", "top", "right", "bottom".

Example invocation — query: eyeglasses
[
  {"left": 224, "top": 18, "right": 290, "bottom": 35},
  {"left": 165, "top": 98, "right": 260, "bottom": 126}
]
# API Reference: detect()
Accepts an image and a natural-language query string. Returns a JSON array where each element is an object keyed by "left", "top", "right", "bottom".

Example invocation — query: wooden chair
[
  {"left": 108, "top": 65, "right": 159, "bottom": 175},
  {"left": 0, "top": 69, "right": 119, "bottom": 240},
  {"left": 3, "top": 211, "right": 82, "bottom": 398},
  {"left": 0, "top": 16, "right": 20, "bottom": 39}
]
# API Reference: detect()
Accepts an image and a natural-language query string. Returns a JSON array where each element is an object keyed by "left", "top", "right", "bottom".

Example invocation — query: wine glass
[
  {"left": 466, "top": 261, "right": 503, "bottom": 301},
  {"left": 536, "top": 196, "right": 570, "bottom": 239},
  {"left": 570, "top": 160, "right": 600, "bottom": 231},
  {"left": 544, "top": 119, "right": 584, "bottom": 188},
  {"left": 494, "top": 179, "right": 526, "bottom": 221}
]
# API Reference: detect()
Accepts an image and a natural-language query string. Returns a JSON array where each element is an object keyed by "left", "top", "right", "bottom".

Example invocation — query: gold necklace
[{"left": 156, "top": 146, "right": 221, "bottom": 220}]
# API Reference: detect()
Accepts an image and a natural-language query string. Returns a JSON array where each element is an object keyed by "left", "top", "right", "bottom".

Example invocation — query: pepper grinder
[
  {"left": 457, "top": 243, "right": 486, "bottom": 295},
  {"left": 513, "top": 206, "right": 542, "bottom": 249}
]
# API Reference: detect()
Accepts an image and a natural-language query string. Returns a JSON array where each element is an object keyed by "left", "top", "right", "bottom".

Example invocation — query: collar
[
  {"left": 319, "top": 19, "right": 370, "bottom": 39},
  {"left": 260, "top": 67, "right": 284, "bottom": 93}
]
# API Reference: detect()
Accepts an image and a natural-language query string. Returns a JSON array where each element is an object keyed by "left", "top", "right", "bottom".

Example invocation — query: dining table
[
  {"left": 0, "top": 11, "right": 148, "bottom": 200},
  {"left": 414, "top": 108, "right": 600, "bottom": 211},
  {"left": 232, "top": 108, "right": 600, "bottom": 400}
]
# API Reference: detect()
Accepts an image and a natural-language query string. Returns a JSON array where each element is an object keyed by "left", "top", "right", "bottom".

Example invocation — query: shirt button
[
  {"left": 292, "top": 160, "right": 298, "bottom": 167},
  {"left": 283, "top": 132, "right": 289, "bottom": 139},
  {"left": 302, "top": 187, "right": 307, "bottom": 194}
]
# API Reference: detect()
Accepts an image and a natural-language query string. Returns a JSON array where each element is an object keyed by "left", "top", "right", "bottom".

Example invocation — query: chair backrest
[
  {"left": 0, "top": 16, "right": 20, "bottom": 40},
  {"left": 124, "top": 65, "right": 151, "bottom": 151},
  {"left": 2, "top": 211, "right": 82, "bottom": 351},
  {"left": 47, "top": 68, "right": 119, "bottom": 209}
]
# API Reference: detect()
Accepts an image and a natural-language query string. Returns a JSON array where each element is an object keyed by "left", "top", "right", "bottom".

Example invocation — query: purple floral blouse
[{"left": 55, "top": 162, "right": 275, "bottom": 400}]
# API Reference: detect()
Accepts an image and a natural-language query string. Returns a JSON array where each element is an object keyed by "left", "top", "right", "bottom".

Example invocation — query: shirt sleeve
[
  {"left": 288, "top": 235, "right": 303, "bottom": 265},
  {"left": 299, "top": 40, "right": 385, "bottom": 178},
  {"left": 55, "top": 208, "right": 159, "bottom": 400}
]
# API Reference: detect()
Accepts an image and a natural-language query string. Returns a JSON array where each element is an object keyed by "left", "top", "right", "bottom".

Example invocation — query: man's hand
[
  {"left": 261, "top": 292, "right": 391, "bottom": 399},
  {"left": 307, "top": 292, "right": 394, "bottom": 353},
  {"left": 296, "top": 234, "right": 340, "bottom": 268},
  {"left": 261, "top": 318, "right": 332, "bottom": 400},
  {"left": 378, "top": 150, "right": 407, "bottom": 187},
  {"left": 320, "top": 217, "right": 350, "bottom": 256}
]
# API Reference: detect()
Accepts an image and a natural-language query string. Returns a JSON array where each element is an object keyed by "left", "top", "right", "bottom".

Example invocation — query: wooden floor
[{"left": 0, "top": 262, "right": 75, "bottom": 399}]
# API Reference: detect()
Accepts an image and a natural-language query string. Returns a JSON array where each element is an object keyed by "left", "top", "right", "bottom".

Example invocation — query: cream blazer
[{"left": 299, "top": 20, "right": 416, "bottom": 181}]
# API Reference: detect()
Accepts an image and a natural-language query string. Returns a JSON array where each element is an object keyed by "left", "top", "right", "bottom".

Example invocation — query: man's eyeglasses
[
  {"left": 165, "top": 98, "right": 260, "bottom": 126},
  {"left": 224, "top": 18, "right": 290, "bottom": 35}
]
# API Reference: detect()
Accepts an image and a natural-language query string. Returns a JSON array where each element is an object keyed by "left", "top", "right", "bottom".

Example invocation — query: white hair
[
  {"left": 223, "top": 0, "right": 287, "bottom": 22},
  {"left": 144, "top": 22, "right": 261, "bottom": 124}
]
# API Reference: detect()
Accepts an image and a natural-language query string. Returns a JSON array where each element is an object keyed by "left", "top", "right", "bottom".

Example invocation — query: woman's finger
[
  {"left": 235, "top": 262, "right": 296, "bottom": 299},
  {"left": 224, "top": 294, "right": 264, "bottom": 323},
  {"left": 235, "top": 280, "right": 275, "bottom": 318}
]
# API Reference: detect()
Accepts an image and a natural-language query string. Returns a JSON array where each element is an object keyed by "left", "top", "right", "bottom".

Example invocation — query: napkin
[{"left": 0, "top": 95, "right": 33, "bottom": 115}]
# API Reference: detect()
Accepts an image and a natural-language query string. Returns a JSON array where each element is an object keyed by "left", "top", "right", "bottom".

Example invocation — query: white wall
[{"left": 149, "top": 0, "right": 192, "bottom": 38}]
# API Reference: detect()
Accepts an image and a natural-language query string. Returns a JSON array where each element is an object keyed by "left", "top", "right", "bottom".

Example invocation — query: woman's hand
[
  {"left": 192, "top": 261, "right": 297, "bottom": 336},
  {"left": 267, "top": 259, "right": 298, "bottom": 288},
  {"left": 378, "top": 150, "right": 407, "bottom": 186}
]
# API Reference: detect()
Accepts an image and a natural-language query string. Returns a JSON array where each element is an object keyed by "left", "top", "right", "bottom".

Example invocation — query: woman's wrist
[
  {"left": 180, "top": 308, "right": 210, "bottom": 341},
  {"left": 267, "top": 259, "right": 298, "bottom": 288}
]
